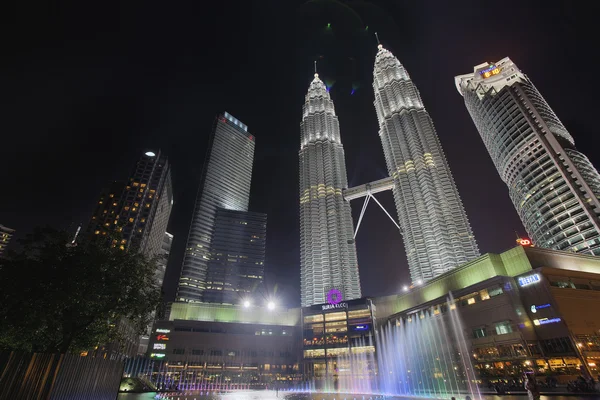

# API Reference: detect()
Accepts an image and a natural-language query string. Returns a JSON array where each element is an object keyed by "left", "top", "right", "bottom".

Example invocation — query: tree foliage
[{"left": 0, "top": 226, "right": 161, "bottom": 354}]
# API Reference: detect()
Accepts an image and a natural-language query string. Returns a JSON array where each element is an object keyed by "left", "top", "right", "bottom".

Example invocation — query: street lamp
[
  {"left": 267, "top": 301, "right": 275, "bottom": 310},
  {"left": 243, "top": 300, "right": 251, "bottom": 308},
  {"left": 402, "top": 285, "right": 409, "bottom": 292},
  {"left": 416, "top": 279, "right": 423, "bottom": 285}
]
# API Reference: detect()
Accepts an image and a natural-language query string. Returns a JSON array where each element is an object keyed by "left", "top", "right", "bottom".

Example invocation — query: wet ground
[{"left": 117, "top": 390, "right": 600, "bottom": 400}]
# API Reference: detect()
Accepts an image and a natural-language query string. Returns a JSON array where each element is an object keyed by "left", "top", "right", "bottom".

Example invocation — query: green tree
[{"left": 0, "top": 226, "right": 161, "bottom": 354}]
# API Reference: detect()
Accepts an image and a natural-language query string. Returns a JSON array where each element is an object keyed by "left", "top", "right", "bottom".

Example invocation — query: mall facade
[{"left": 144, "top": 245, "right": 600, "bottom": 387}]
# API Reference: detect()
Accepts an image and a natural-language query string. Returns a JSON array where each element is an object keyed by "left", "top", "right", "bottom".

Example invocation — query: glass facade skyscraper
[
  {"left": 456, "top": 58, "right": 600, "bottom": 255},
  {"left": 373, "top": 45, "right": 479, "bottom": 283},
  {"left": 177, "top": 112, "right": 255, "bottom": 302},
  {"left": 299, "top": 73, "right": 361, "bottom": 307},
  {"left": 203, "top": 209, "right": 266, "bottom": 304}
]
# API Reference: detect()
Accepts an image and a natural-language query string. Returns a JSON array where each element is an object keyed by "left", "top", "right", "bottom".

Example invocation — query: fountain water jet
[{"left": 374, "top": 294, "right": 481, "bottom": 399}]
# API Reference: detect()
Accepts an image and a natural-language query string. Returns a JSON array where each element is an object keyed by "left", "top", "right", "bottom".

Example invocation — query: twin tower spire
[{"left": 299, "top": 42, "right": 480, "bottom": 307}]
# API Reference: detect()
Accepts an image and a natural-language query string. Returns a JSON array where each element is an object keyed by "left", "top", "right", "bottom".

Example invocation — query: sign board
[{"left": 518, "top": 274, "right": 540, "bottom": 287}]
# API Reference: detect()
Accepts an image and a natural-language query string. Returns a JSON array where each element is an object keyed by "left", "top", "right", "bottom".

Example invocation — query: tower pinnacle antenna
[
  {"left": 375, "top": 32, "right": 380, "bottom": 45},
  {"left": 314, "top": 60, "right": 317, "bottom": 74}
]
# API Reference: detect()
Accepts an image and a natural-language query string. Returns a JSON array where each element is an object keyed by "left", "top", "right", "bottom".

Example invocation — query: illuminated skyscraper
[
  {"left": 177, "top": 112, "right": 255, "bottom": 303},
  {"left": 203, "top": 209, "right": 266, "bottom": 304},
  {"left": 86, "top": 150, "right": 173, "bottom": 259},
  {"left": 373, "top": 44, "right": 479, "bottom": 283},
  {"left": 120, "top": 150, "right": 173, "bottom": 258},
  {"left": 84, "top": 150, "right": 173, "bottom": 358},
  {"left": 299, "top": 72, "right": 361, "bottom": 307},
  {"left": 456, "top": 58, "right": 600, "bottom": 255}
]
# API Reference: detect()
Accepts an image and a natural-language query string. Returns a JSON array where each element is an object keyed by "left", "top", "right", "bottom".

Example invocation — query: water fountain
[
  {"left": 283, "top": 294, "right": 480, "bottom": 400},
  {"left": 374, "top": 294, "right": 480, "bottom": 399},
  {"left": 120, "top": 295, "right": 480, "bottom": 400}
]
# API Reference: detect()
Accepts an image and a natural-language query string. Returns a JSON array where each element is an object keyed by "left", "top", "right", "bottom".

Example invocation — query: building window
[
  {"left": 550, "top": 281, "right": 573, "bottom": 289},
  {"left": 192, "top": 349, "right": 204, "bottom": 356},
  {"left": 172, "top": 348, "right": 185, "bottom": 355},
  {"left": 479, "top": 289, "right": 490, "bottom": 300},
  {"left": 304, "top": 314, "right": 324, "bottom": 324},
  {"left": 473, "top": 327, "right": 486, "bottom": 338},
  {"left": 210, "top": 350, "right": 223, "bottom": 356},
  {"left": 495, "top": 321, "right": 513, "bottom": 335}
]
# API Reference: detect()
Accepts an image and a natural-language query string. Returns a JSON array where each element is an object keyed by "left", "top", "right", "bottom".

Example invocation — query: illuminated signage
[
  {"left": 353, "top": 324, "right": 370, "bottom": 331},
  {"left": 153, "top": 343, "right": 166, "bottom": 350},
  {"left": 150, "top": 353, "right": 166, "bottom": 358},
  {"left": 517, "top": 238, "right": 532, "bottom": 246},
  {"left": 531, "top": 303, "right": 551, "bottom": 313},
  {"left": 327, "top": 288, "right": 343, "bottom": 305},
  {"left": 322, "top": 302, "right": 348, "bottom": 311},
  {"left": 479, "top": 65, "right": 501, "bottom": 79},
  {"left": 518, "top": 274, "right": 540, "bottom": 287},
  {"left": 533, "top": 317, "right": 561, "bottom": 326},
  {"left": 156, "top": 334, "right": 169, "bottom": 341},
  {"left": 156, "top": 328, "right": 170, "bottom": 333}
]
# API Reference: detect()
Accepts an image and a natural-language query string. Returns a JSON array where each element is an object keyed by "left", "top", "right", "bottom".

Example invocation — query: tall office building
[
  {"left": 83, "top": 150, "right": 173, "bottom": 359},
  {"left": 299, "top": 72, "right": 361, "bottom": 307},
  {"left": 120, "top": 150, "right": 173, "bottom": 257},
  {"left": 86, "top": 150, "right": 173, "bottom": 259},
  {"left": 177, "top": 112, "right": 255, "bottom": 303},
  {"left": 203, "top": 209, "right": 267, "bottom": 304},
  {"left": 0, "top": 224, "right": 15, "bottom": 258},
  {"left": 456, "top": 58, "right": 600, "bottom": 255},
  {"left": 373, "top": 44, "right": 479, "bottom": 283},
  {"left": 85, "top": 181, "right": 125, "bottom": 240}
]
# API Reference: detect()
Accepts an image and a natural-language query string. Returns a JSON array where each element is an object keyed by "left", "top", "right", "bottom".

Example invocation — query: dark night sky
[{"left": 2, "top": 1, "right": 596, "bottom": 307}]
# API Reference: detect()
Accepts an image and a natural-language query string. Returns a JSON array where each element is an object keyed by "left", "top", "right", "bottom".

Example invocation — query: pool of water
[{"left": 116, "top": 391, "right": 599, "bottom": 400}]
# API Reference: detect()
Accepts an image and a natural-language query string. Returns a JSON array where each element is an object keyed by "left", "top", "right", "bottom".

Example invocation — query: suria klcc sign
[{"left": 322, "top": 288, "right": 347, "bottom": 311}]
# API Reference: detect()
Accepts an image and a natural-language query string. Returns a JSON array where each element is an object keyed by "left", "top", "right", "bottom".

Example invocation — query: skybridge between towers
[{"left": 343, "top": 176, "right": 401, "bottom": 238}]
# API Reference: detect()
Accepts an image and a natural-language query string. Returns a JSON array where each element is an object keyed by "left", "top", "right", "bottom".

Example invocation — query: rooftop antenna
[
  {"left": 314, "top": 60, "right": 317, "bottom": 74},
  {"left": 375, "top": 32, "right": 381, "bottom": 45}
]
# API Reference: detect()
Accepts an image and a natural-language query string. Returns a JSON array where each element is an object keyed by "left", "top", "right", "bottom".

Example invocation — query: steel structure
[
  {"left": 373, "top": 44, "right": 480, "bottom": 283},
  {"left": 456, "top": 57, "right": 600, "bottom": 255},
  {"left": 343, "top": 177, "right": 400, "bottom": 238},
  {"left": 299, "top": 72, "right": 361, "bottom": 307}
]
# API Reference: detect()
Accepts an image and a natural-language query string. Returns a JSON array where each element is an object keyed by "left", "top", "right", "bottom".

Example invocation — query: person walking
[{"left": 524, "top": 373, "right": 541, "bottom": 400}]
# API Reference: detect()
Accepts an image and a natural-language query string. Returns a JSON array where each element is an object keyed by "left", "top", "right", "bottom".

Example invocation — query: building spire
[
  {"left": 314, "top": 60, "right": 319, "bottom": 78},
  {"left": 375, "top": 32, "right": 381, "bottom": 46}
]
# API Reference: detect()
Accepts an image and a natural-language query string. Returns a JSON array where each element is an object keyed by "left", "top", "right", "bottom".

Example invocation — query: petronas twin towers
[{"left": 299, "top": 44, "right": 479, "bottom": 307}]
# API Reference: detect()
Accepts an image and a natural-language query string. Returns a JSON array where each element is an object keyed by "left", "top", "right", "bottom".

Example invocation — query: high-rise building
[
  {"left": 299, "top": 72, "right": 361, "bottom": 307},
  {"left": 83, "top": 150, "right": 173, "bottom": 359},
  {"left": 85, "top": 181, "right": 125, "bottom": 240},
  {"left": 203, "top": 209, "right": 267, "bottom": 304},
  {"left": 0, "top": 224, "right": 15, "bottom": 257},
  {"left": 456, "top": 58, "right": 600, "bottom": 255},
  {"left": 177, "top": 112, "right": 255, "bottom": 303},
  {"left": 372, "top": 44, "right": 479, "bottom": 283},
  {"left": 120, "top": 150, "right": 173, "bottom": 257},
  {"left": 86, "top": 150, "right": 173, "bottom": 259}
]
